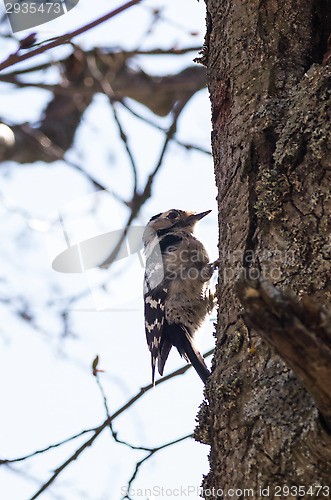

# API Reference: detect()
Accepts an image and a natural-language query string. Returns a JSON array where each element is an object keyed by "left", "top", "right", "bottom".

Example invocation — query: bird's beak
[{"left": 189, "top": 210, "right": 212, "bottom": 223}]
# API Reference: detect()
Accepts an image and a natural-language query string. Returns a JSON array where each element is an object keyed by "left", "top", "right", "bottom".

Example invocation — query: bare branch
[
  {"left": 0, "top": 57, "right": 206, "bottom": 163},
  {"left": 84, "top": 53, "right": 138, "bottom": 195},
  {"left": 24, "top": 348, "right": 214, "bottom": 500},
  {"left": 236, "top": 275, "right": 331, "bottom": 429},
  {"left": 123, "top": 46, "right": 203, "bottom": 56},
  {"left": 109, "top": 103, "right": 138, "bottom": 194},
  {"left": 0, "top": 429, "right": 94, "bottom": 465},
  {"left": 0, "top": 46, "right": 202, "bottom": 80},
  {"left": 123, "top": 433, "right": 193, "bottom": 499},
  {"left": 120, "top": 100, "right": 212, "bottom": 155},
  {"left": 138, "top": 96, "right": 191, "bottom": 201},
  {"left": 99, "top": 98, "right": 189, "bottom": 269},
  {"left": 0, "top": 0, "right": 143, "bottom": 72},
  {"left": 94, "top": 369, "right": 154, "bottom": 452}
]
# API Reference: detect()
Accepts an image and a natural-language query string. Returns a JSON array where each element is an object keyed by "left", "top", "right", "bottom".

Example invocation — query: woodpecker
[{"left": 143, "top": 209, "right": 216, "bottom": 385}]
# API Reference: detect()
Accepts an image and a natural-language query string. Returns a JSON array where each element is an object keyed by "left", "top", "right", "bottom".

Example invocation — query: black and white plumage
[{"left": 143, "top": 209, "right": 215, "bottom": 385}]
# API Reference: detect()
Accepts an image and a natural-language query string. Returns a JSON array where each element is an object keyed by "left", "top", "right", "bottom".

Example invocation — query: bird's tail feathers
[
  {"left": 177, "top": 327, "right": 211, "bottom": 384},
  {"left": 157, "top": 340, "right": 172, "bottom": 377}
]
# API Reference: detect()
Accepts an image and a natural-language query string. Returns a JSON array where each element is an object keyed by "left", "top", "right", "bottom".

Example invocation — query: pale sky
[{"left": 0, "top": 1, "right": 218, "bottom": 499}]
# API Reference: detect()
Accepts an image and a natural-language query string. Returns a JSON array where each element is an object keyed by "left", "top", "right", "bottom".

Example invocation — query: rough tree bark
[{"left": 195, "top": 0, "right": 331, "bottom": 498}]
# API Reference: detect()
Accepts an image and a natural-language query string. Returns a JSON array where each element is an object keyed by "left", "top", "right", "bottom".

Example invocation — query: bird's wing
[
  {"left": 144, "top": 289, "right": 166, "bottom": 385},
  {"left": 144, "top": 232, "right": 183, "bottom": 384}
]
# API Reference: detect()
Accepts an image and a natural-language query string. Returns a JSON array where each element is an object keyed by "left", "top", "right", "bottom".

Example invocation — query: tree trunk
[{"left": 195, "top": 0, "right": 331, "bottom": 497}]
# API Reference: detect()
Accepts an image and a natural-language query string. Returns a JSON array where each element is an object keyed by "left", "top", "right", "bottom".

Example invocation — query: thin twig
[
  {"left": 98, "top": 102, "right": 183, "bottom": 269},
  {"left": 140, "top": 97, "right": 191, "bottom": 202},
  {"left": 26, "top": 348, "right": 214, "bottom": 500},
  {"left": 85, "top": 53, "right": 138, "bottom": 195},
  {"left": 95, "top": 371, "right": 153, "bottom": 451},
  {"left": 0, "top": 0, "right": 144, "bottom": 72},
  {"left": 0, "top": 46, "right": 202, "bottom": 81},
  {"left": 110, "top": 103, "right": 138, "bottom": 194},
  {"left": 123, "top": 433, "right": 193, "bottom": 499},
  {"left": 2, "top": 119, "right": 126, "bottom": 202},
  {"left": 0, "top": 429, "right": 94, "bottom": 465},
  {"left": 0, "top": 76, "right": 211, "bottom": 157},
  {"left": 65, "top": 160, "right": 127, "bottom": 204},
  {"left": 121, "top": 46, "right": 202, "bottom": 56},
  {"left": 95, "top": 369, "right": 194, "bottom": 496},
  {"left": 120, "top": 100, "right": 212, "bottom": 155}
]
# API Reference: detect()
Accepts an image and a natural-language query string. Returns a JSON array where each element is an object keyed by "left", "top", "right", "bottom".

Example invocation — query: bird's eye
[{"left": 167, "top": 211, "right": 178, "bottom": 220}]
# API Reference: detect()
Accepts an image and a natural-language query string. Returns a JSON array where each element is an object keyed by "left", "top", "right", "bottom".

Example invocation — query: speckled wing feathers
[
  {"left": 144, "top": 232, "right": 183, "bottom": 384},
  {"left": 144, "top": 288, "right": 166, "bottom": 385}
]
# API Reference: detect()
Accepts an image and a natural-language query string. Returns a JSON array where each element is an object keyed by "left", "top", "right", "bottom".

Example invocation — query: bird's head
[{"left": 143, "top": 209, "right": 211, "bottom": 246}]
